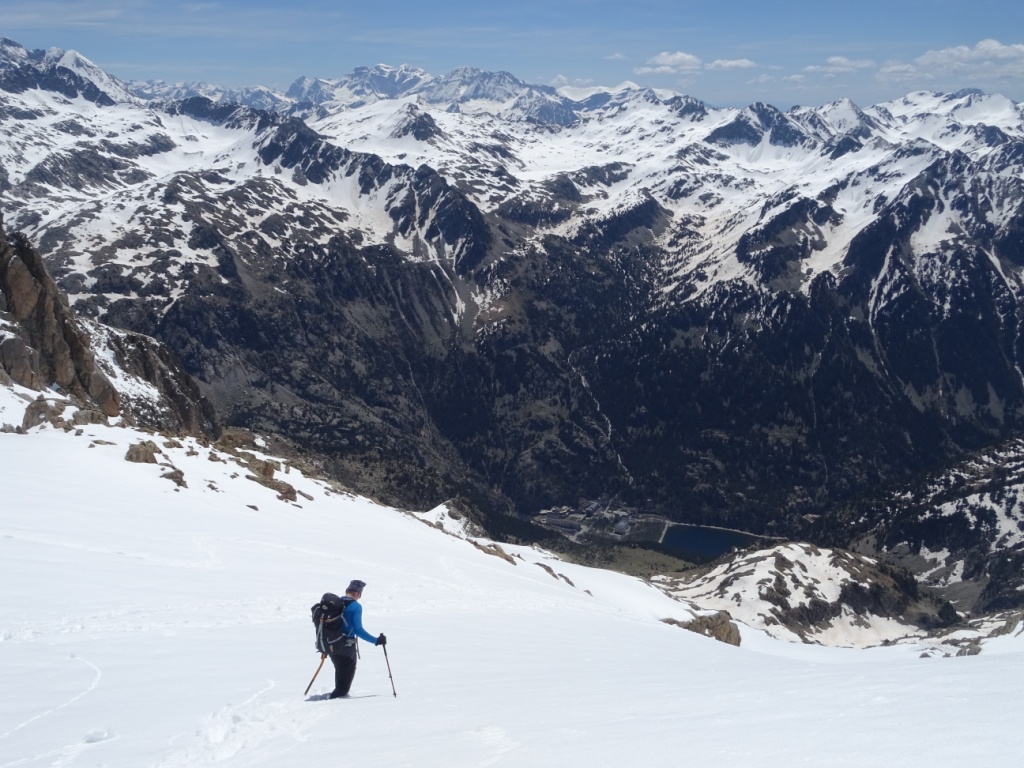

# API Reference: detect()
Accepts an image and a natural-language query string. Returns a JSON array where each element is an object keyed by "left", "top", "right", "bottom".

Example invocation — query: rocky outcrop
[
  {"left": 0, "top": 213, "right": 119, "bottom": 415},
  {"left": 125, "top": 440, "right": 161, "bottom": 463},
  {"left": 663, "top": 611, "right": 742, "bottom": 646},
  {"left": 0, "top": 330, "right": 44, "bottom": 389},
  {"left": 21, "top": 395, "right": 68, "bottom": 430},
  {"left": 1, "top": 215, "right": 218, "bottom": 438},
  {"left": 836, "top": 437, "right": 1024, "bottom": 614},
  {"left": 89, "top": 321, "right": 218, "bottom": 438}
]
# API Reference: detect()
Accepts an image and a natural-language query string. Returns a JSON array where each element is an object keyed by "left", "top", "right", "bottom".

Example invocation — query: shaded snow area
[{"left": 2, "top": 385, "right": 1023, "bottom": 767}]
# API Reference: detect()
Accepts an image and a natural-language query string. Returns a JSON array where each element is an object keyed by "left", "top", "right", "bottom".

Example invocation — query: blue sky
[{"left": 2, "top": 0, "right": 1023, "bottom": 107}]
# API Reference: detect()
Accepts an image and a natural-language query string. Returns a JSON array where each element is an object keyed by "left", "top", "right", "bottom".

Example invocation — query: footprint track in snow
[
  {"left": 473, "top": 724, "right": 520, "bottom": 766},
  {"left": 0, "top": 656, "right": 115, "bottom": 768},
  {"left": 156, "top": 680, "right": 328, "bottom": 767}
]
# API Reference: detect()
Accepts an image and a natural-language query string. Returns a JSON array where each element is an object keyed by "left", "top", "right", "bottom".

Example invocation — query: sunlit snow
[{"left": 1, "top": 382, "right": 1022, "bottom": 767}]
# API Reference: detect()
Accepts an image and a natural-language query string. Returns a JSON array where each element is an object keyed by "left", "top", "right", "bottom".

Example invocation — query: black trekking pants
[{"left": 329, "top": 642, "right": 358, "bottom": 697}]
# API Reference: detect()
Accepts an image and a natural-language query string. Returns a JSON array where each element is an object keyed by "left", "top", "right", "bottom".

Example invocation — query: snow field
[{"left": 1, "top": 384, "right": 1023, "bottom": 766}]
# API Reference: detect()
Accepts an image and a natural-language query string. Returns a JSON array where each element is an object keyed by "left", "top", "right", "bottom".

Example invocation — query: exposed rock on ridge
[
  {"left": 89, "top": 320, "right": 219, "bottom": 438},
  {"left": 658, "top": 543, "right": 957, "bottom": 646},
  {"left": 0, "top": 212, "right": 119, "bottom": 416}
]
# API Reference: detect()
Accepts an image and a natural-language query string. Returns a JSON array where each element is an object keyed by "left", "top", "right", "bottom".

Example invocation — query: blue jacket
[{"left": 343, "top": 599, "right": 378, "bottom": 645}]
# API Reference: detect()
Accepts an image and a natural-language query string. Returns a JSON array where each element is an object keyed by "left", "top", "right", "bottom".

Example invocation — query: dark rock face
[
  {"left": 0, "top": 332, "right": 44, "bottom": 390},
  {"left": 22, "top": 147, "right": 141, "bottom": 193},
  {"left": 0, "top": 215, "right": 120, "bottom": 415},
  {"left": 0, "top": 61, "right": 115, "bottom": 106},
  {"left": 146, "top": 237, "right": 467, "bottom": 502},
  {"left": 582, "top": 230, "right": 1024, "bottom": 536},
  {"left": 389, "top": 106, "right": 444, "bottom": 141},
  {"left": 704, "top": 116, "right": 764, "bottom": 147}
]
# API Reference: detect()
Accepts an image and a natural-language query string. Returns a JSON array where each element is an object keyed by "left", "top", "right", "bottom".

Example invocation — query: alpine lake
[{"left": 536, "top": 508, "right": 765, "bottom": 564}]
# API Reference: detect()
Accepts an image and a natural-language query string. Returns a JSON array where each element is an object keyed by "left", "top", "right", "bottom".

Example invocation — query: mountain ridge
[{"left": 3, "top": 35, "right": 1024, "bottom": 614}]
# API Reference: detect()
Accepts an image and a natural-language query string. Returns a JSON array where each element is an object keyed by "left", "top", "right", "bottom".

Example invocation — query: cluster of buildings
[{"left": 533, "top": 500, "right": 638, "bottom": 540}]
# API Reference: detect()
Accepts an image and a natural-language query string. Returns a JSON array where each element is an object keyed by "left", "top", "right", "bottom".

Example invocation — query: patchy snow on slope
[{"left": 656, "top": 543, "right": 930, "bottom": 647}]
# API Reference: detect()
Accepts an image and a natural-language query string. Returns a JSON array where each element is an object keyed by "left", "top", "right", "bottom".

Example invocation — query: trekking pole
[
  {"left": 304, "top": 653, "right": 327, "bottom": 696},
  {"left": 383, "top": 645, "right": 397, "bottom": 698}
]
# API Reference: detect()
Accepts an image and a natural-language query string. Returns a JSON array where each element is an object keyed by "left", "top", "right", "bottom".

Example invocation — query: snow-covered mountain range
[{"left": 3, "top": 36, "right": 1024, "bottom": 617}]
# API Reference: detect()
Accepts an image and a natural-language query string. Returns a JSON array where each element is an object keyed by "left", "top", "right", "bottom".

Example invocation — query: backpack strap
[{"left": 337, "top": 595, "right": 355, "bottom": 634}]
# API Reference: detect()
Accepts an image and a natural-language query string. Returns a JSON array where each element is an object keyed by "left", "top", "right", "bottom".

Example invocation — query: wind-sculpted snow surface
[{"left": 1, "top": 380, "right": 1023, "bottom": 768}]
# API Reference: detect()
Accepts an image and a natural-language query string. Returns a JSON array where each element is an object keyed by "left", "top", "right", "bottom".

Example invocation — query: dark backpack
[{"left": 311, "top": 592, "right": 354, "bottom": 654}]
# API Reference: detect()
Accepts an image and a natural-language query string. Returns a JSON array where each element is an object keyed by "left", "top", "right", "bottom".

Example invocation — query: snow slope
[{"left": 1, "top": 381, "right": 1022, "bottom": 767}]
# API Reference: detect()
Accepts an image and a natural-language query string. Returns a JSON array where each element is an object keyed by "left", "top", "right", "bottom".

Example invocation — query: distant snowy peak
[
  {"left": 0, "top": 36, "right": 30, "bottom": 66},
  {"left": 0, "top": 37, "right": 137, "bottom": 105},
  {"left": 414, "top": 66, "right": 541, "bottom": 105},
  {"left": 789, "top": 97, "right": 880, "bottom": 141},
  {"left": 415, "top": 68, "right": 702, "bottom": 125},
  {"left": 702, "top": 101, "right": 812, "bottom": 148},
  {"left": 284, "top": 64, "right": 586, "bottom": 125},
  {"left": 387, "top": 103, "right": 446, "bottom": 141},
  {"left": 868, "top": 89, "right": 1024, "bottom": 136},
  {"left": 416, "top": 68, "right": 592, "bottom": 125},
  {"left": 286, "top": 64, "right": 433, "bottom": 108},
  {"left": 129, "top": 80, "right": 289, "bottom": 111},
  {"left": 502, "top": 88, "right": 579, "bottom": 125},
  {"left": 574, "top": 84, "right": 689, "bottom": 118}
]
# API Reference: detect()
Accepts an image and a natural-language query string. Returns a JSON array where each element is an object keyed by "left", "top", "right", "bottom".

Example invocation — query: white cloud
[
  {"left": 874, "top": 39, "right": 1024, "bottom": 87},
  {"left": 707, "top": 58, "right": 757, "bottom": 71},
  {"left": 804, "top": 56, "right": 876, "bottom": 74},
  {"left": 914, "top": 38, "right": 1024, "bottom": 78},
  {"left": 876, "top": 61, "right": 919, "bottom": 83},
  {"left": 604, "top": 52, "right": 626, "bottom": 61},
  {"left": 918, "top": 38, "right": 1024, "bottom": 66},
  {"left": 0, "top": 1, "right": 125, "bottom": 27},
  {"left": 653, "top": 51, "right": 702, "bottom": 69},
  {"left": 635, "top": 51, "right": 755, "bottom": 77},
  {"left": 635, "top": 50, "right": 702, "bottom": 75},
  {"left": 550, "top": 74, "right": 592, "bottom": 88}
]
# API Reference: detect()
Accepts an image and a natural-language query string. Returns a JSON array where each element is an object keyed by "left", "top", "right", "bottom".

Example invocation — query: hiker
[{"left": 327, "top": 579, "right": 386, "bottom": 699}]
